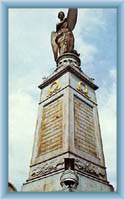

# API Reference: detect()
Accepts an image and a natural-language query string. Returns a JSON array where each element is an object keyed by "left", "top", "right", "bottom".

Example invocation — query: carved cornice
[{"left": 38, "top": 65, "right": 98, "bottom": 90}]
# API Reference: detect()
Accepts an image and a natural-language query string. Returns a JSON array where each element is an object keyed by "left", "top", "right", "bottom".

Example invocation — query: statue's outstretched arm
[
  {"left": 51, "top": 31, "right": 58, "bottom": 61},
  {"left": 67, "top": 8, "right": 78, "bottom": 31}
]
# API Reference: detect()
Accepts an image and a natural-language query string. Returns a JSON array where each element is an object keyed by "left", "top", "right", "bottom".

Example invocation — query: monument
[{"left": 22, "top": 9, "right": 114, "bottom": 192}]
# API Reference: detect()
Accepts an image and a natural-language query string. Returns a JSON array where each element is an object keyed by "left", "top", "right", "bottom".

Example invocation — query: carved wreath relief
[
  {"left": 77, "top": 81, "right": 89, "bottom": 97},
  {"left": 48, "top": 80, "right": 61, "bottom": 97}
]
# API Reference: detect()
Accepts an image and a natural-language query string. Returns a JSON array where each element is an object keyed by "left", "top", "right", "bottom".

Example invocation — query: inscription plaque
[
  {"left": 38, "top": 97, "right": 63, "bottom": 156},
  {"left": 74, "top": 96, "right": 97, "bottom": 157}
]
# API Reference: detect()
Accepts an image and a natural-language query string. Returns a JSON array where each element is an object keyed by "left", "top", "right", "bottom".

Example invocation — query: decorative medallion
[
  {"left": 77, "top": 81, "right": 89, "bottom": 97},
  {"left": 48, "top": 80, "right": 61, "bottom": 97}
]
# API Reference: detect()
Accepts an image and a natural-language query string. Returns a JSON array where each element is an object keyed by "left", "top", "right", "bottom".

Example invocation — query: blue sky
[{"left": 9, "top": 8, "right": 117, "bottom": 191}]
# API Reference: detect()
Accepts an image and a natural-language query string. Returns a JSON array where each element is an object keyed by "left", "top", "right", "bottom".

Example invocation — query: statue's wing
[
  {"left": 67, "top": 8, "right": 78, "bottom": 31},
  {"left": 51, "top": 31, "right": 58, "bottom": 61}
]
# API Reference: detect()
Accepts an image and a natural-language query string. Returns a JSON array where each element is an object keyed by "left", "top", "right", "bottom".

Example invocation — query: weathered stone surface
[
  {"left": 74, "top": 96, "right": 97, "bottom": 156},
  {"left": 22, "top": 173, "right": 62, "bottom": 192},
  {"left": 74, "top": 159, "right": 106, "bottom": 180}
]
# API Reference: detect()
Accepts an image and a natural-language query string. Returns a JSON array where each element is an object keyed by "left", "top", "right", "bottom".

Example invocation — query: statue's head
[{"left": 58, "top": 11, "right": 65, "bottom": 21}]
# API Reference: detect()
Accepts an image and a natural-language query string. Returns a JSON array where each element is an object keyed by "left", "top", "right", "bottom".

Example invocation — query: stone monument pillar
[
  {"left": 22, "top": 9, "right": 114, "bottom": 192},
  {"left": 22, "top": 53, "right": 114, "bottom": 192}
]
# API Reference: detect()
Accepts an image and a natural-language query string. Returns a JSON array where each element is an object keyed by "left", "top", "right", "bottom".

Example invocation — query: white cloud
[
  {"left": 75, "top": 38, "right": 97, "bottom": 66},
  {"left": 97, "top": 68, "right": 116, "bottom": 190},
  {"left": 9, "top": 90, "right": 38, "bottom": 190},
  {"left": 76, "top": 9, "right": 107, "bottom": 33},
  {"left": 110, "top": 68, "right": 117, "bottom": 81},
  {"left": 73, "top": 9, "right": 107, "bottom": 73}
]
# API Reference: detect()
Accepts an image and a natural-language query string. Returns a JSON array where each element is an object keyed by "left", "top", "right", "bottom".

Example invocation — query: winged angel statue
[{"left": 51, "top": 9, "right": 78, "bottom": 61}]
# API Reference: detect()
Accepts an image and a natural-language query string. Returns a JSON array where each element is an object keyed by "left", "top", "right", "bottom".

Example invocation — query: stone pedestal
[
  {"left": 22, "top": 53, "right": 114, "bottom": 192},
  {"left": 56, "top": 53, "right": 81, "bottom": 69}
]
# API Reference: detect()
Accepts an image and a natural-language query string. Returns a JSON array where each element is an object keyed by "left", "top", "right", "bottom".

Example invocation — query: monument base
[
  {"left": 22, "top": 52, "right": 114, "bottom": 192},
  {"left": 22, "top": 171, "right": 113, "bottom": 192}
]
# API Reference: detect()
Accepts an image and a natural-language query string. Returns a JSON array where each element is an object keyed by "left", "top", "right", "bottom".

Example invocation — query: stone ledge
[{"left": 38, "top": 65, "right": 98, "bottom": 90}]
